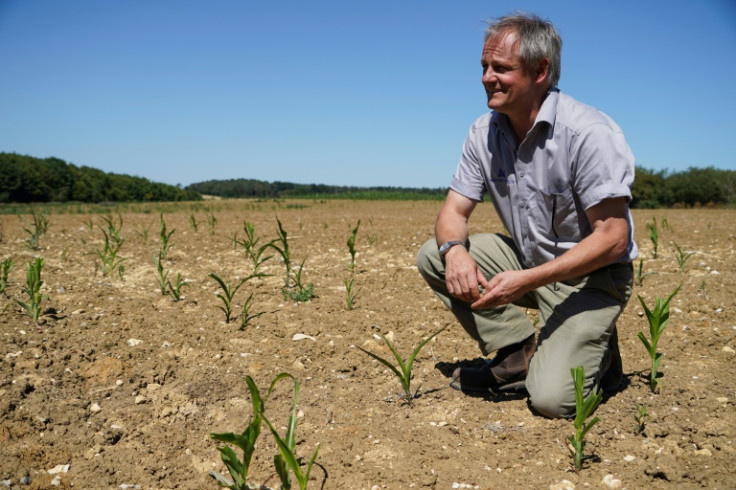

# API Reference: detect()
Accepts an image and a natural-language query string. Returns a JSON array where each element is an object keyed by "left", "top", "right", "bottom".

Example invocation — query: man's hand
[
  {"left": 444, "top": 246, "right": 488, "bottom": 303},
  {"left": 471, "top": 270, "right": 531, "bottom": 309}
]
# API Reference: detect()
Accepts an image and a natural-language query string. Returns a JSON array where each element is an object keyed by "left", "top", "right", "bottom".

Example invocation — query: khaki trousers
[{"left": 416, "top": 233, "right": 633, "bottom": 418}]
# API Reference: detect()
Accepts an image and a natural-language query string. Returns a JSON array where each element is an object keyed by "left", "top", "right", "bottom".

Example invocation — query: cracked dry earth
[{"left": 1, "top": 200, "right": 735, "bottom": 489}]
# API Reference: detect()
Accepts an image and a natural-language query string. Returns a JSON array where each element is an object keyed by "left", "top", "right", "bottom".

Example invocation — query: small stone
[
  {"left": 723, "top": 346, "right": 735, "bottom": 354},
  {"left": 716, "top": 397, "right": 728, "bottom": 403},
  {"left": 549, "top": 480, "right": 575, "bottom": 490},
  {"left": 89, "top": 403, "right": 102, "bottom": 414},
  {"left": 134, "top": 395, "right": 147, "bottom": 405},
  {"left": 694, "top": 448, "right": 713, "bottom": 457},
  {"left": 48, "top": 464, "right": 70, "bottom": 474},
  {"left": 20, "top": 476, "right": 31, "bottom": 485},
  {"left": 1, "top": 479, "right": 12, "bottom": 487},
  {"left": 127, "top": 338, "right": 143, "bottom": 347},
  {"left": 601, "top": 474, "right": 622, "bottom": 489},
  {"left": 292, "top": 333, "right": 316, "bottom": 342},
  {"left": 50, "top": 476, "right": 61, "bottom": 486},
  {"left": 623, "top": 455, "right": 636, "bottom": 462}
]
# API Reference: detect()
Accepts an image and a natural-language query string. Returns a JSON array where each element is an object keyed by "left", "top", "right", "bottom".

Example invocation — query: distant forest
[
  {"left": 0, "top": 153, "right": 202, "bottom": 203},
  {"left": 186, "top": 179, "right": 447, "bottom": 201},
  {"left": 1, "top": 152, "right": 734, "bottom": 207},
  {"left": 188, "top": 167, "right": 736, "bottom": 208}
]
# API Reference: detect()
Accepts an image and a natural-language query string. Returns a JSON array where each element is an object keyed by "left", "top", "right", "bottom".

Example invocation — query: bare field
[{"left": 1, "top": 201, "right": 735, "bottom": 489}]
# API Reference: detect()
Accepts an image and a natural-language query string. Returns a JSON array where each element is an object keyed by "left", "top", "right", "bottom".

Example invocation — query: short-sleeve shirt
[{"left": 450, "top": 89, "right": 638, "bottom": 268}]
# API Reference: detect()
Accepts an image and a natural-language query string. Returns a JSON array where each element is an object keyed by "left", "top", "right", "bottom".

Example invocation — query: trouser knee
[
  {"left": 527, "top": 380, "right": 576, "bottom": 419},
  {"left": 416, "top": 239, "right": 440, "bottom": 278}
]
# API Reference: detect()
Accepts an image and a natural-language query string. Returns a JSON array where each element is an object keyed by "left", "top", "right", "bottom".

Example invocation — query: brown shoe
[{"left": 450, "top": 334, "right": 536, "bottom": 394}]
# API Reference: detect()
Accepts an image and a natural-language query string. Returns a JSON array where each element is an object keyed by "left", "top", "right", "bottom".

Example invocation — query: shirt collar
[{"left": 490, "top": 87, "right": 560, "bottom": 136}]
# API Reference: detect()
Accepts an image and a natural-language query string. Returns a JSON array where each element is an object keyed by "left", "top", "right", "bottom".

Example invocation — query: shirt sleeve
[
  {"left": 449, "top": 119, "right": 487, "bottom": 202},
  {"left": 571, "top": 120, "right": 635, "bottom": 211}
]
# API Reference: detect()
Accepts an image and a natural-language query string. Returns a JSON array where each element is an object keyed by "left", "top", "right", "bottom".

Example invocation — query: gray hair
[{"left": 484, "top": 13, "right": 562, "bottom": 87}]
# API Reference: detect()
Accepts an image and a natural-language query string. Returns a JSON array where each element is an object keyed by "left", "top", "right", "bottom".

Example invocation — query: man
[{"left": 416, "top": 13, "right": 637, "bottom": 419}]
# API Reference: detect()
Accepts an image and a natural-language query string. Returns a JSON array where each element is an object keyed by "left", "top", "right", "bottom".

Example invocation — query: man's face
[{"left": 481, "top": 30, "right": 539, "bottom": 117}]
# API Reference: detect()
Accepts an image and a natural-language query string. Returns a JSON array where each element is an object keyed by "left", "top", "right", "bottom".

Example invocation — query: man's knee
[
  {"left": 416, "top": 239, "right": 439, "bottom": 276},
  {"left": 527, "top": 382, "right": 576, "bottom": 419}
]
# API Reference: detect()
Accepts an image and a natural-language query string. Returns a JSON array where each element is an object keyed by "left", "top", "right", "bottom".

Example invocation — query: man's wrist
[{"left": 438, "top": 240, "right": 467, "bottom": 258}]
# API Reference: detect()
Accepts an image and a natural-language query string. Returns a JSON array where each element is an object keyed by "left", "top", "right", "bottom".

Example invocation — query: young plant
[
  {"left": 235, "top": 221, "right": 273, "bottom": 274},
  {"left": 210, "top": 376, "right": 265, "bottom": 490},
  {"left": 646, "top": 217, "right": 659, "bottom": 258},
  {"left": 282, "top": 259, "right": 315, "bottom": 303},
  {"left": 167, "top": 272, "right": 189, "bottom": 301},
  {"left": 346, "top": 219, "right": 360, "bottom": 272},
  {"left": 23, "top": 211, "right": 49, "bottom": 250},
  {"left": 207, "top": 213, "right": 218, "bottom": 235},
  {"left": 567, "top": 365, "right": 602, "bottom": 473},
  {"left": 136, "top": 222, "right": 152, "bottom": 243},
  {"left": 634, "top": 403, "right": 648, "bottom": 436},
  {"left": 268, "top": 217, "right": 292, "bottom": 287},
  {"left": 97, "top": 215, "right": 126, "bottom": 279},
  {"left": 154, "top": 253, "right": 170, "bottom": 295},
  {"left": 357, "top": 326, "right": 446, "bottom": 406},
  {"left": 634, "top": 259, "right": 647, "bottom": 287},
  {"left": 637, "top": 284, "right": 681, "bottom": 392},
  {"left": 16, "top": 257, "right": 48, "bottom": 321},
  {"left": 263, "top": 373, "right": 321, "bottom": 490},
  {"left": 673, "top": 243, "right": 695, "bottom": 271},
  {"left": 188, "top": 214, "right": 199, "bottom": 232},
  {"left": 0, "top": 258, "right": 15, "bottom": 297},
  {"left": 158, "top": 213, "right": 175, "bottom": 260},
  {"left": 210, "top": 273, "right": 263, "bottom": 323},
  {"left": 343, "top": 276, "right": 358, "bottom": 310},
  {"left": 239, "top": 293, "right": 265, "bottom": 331}
]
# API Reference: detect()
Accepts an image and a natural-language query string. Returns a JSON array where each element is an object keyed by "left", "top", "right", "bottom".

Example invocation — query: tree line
[
  {"left": 0, "top": 153, "right": 202, "bottom": 203},
  {"left": 186, "top": 179, "right": 448, "bottom": 201},
  {"left": 1, "top": 152, "right": 733, "bottom": 207},
  {"left": 187, "top": 167, "right": 736, "bottom": 208}
]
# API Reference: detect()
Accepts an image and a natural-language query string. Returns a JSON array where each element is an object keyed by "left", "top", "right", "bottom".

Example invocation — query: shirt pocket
[{"left": 531, "top": 185, "right": 580, "bottom": 244}]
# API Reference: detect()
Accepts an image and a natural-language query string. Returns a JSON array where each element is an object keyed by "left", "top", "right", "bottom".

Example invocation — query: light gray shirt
[{"left": 450, "top": 89, "right": 638, "bottom": 268}]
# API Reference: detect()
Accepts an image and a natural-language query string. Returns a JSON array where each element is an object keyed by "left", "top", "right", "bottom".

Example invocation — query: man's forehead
[{"left": 483, "top": 29, "right": 519, "bottom": 57}]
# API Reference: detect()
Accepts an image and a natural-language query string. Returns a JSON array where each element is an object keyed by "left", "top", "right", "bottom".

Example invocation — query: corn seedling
[
  {"left": 263, "top": 373, "right": 321, "bottom": 490},
  {"left": 210, "top": 273, "right": 264, "bottom": 323},
  {"left": 268, "top": 217, "right": 293, "bottom": 287},
  {"left": 634, "top": 403, "right": 648, "bottom": 435},
  {"left": 23, "top": 211, "right": 49, "bottom": 251},
  {"left": 158, "top": 213, "right": 175, "bottom": 260},
  {"left": 154, "top": 253, "right": 170, "bottom": 295},
  {"left": 567, "top": 365, "right": 602, "bottom": 473},
  {"left": 167, "top": 273, "right": 189, "bottom": 301},
  {"left": 82, "top": 217, "right": 94, "bottom": 232},
  {"left": 366, "top": 232, "right": 379, "bottom": 246},
  {"left": 282, "top": 259, "right": 315, "bottom": 303},
  {"left": 136, "top": 222, "right": 152, "bottom": 243},
  {"left": 634, "top": 259, "right": 647, "bottom": 287},
  {"left": 0, "top": 258, "right": 14, "bottom": 297},
  {"left": 188, "top": 214, "right": 199, "bottom": 232},
  {"left": 235, "top": 222, "right": 273, "bottom": 274},
  {"left": 673, "top": 243, "right": 695, "bottom": 271},
  {"left": 646, "top": 217, "right": 659, "bottom": 258},
  {"left": 210, "top": 376, "right": 265, "bottom": 490},
  {"left": 346, "top": 219, "right": 360, "bottom": 272},
  {"left": 637, "top": 284, "right": 681, "bottom": 392},
  {"left": 239, "top": 293, "right": 265, "bottom": 330},
  {"left": 16, "top": 257, "right": 48, "bottom": 321},
  {"left": 207, "top": 213, "right": 218, "bottom": 235},
  {"left": 96, "top": 215, "right": 126, "bottom": 279},
  {"left": 357, "top": 326, "right": 446, "bottom": 406},
  {"left": 343, "top": 276, "right": 358, "bottom": 310}
]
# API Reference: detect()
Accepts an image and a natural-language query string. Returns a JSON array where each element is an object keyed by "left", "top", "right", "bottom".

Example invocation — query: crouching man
[{"left": 416, "top": 13, "right": 637, "bottom": 418}]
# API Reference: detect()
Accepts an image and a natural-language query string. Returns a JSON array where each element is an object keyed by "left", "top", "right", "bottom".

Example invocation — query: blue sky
[{"left": 1, "top": 0, "right": 735, "bottom": 188}]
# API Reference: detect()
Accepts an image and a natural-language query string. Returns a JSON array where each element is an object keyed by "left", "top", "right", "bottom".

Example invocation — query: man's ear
[{"left": 535, "top": 58, "right": 550, "bottom": 85}]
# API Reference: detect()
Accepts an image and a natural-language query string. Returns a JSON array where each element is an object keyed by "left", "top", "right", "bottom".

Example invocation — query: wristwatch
[{"left": 438, "top": 240, "right": 466, "bottom": 258}]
